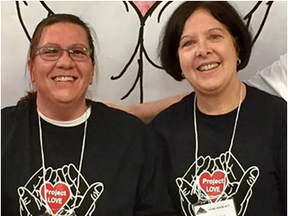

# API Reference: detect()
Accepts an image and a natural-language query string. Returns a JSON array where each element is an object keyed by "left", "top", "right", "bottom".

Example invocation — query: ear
[
  {"left": 92, "top": 62, "right": 95, "bottom": 76},
  {"left": 90, "top": 63, "right": 95, "bottom": 85},
  {"left": 233, "top": 37, "right": 240, "bottom": 56},
  {"left": 28, "top": 59, "right": 35, "bottom": 83}
]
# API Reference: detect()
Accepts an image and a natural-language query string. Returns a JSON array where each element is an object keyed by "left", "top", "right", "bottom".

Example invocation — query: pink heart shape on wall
[{"left": 132, "top": 1, "right": 157, "bottom": 17}]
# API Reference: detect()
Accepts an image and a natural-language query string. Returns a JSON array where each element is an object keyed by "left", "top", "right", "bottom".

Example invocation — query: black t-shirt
[
  {"left": 2, "top": 99, "right": 177, "bottom": 216},
  {"left": 150, "top": 85, "right": 287, "bottom": 216}
]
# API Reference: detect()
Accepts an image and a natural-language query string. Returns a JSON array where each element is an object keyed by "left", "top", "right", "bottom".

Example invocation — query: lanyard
[
  {"left": 38, "top": 110, "right": 88, "bottom": 215},
  {"left": 192, "top": 84, "right": 243, "bottom": 199}
]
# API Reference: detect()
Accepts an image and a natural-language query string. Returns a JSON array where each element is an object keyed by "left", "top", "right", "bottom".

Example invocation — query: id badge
[{"left": 192, "top": 199, "right": 237, "bottom": 216}]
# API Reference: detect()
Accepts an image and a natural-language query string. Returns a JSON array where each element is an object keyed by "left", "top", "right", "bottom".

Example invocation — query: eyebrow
[
  {"left": 40, "top": 43, "right": 88, "bottom": 47},
  {"left": 208, "top": 27, "right": 224, "bottom": 33},
  {"left": 180, "top": 27, "right": 225, "bottom": 41},
  {"left": 40, "top": 43, "right": 59, "bottom": 47}
]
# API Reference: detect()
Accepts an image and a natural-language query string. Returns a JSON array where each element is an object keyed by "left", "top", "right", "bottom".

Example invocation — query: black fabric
[
  {"left": 150, "top": 85, "right": 287, "bottom": 216},
  {"left": 2, "top": 99, "right": 177, "bottom": 216}
]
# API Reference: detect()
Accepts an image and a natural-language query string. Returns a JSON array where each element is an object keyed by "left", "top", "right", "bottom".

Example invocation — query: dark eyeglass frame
[{"left": 36, "top": 45, "right": 92, "bottom": 62}]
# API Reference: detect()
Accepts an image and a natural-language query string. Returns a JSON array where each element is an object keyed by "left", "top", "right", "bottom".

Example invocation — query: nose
[
  {"left": 195, "top": 39, "right": 212, "bottom": 57},
  {"left": 55, "top": 50, "right": 74, "bottom": 69}
]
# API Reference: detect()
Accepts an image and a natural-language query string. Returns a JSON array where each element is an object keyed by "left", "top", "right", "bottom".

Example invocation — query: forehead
[
  {"left": 39, "top": 23, "right": 88, "bottom": 46},
  {"left": 182, "top": 8, "right": 228, "bottom": 34}
]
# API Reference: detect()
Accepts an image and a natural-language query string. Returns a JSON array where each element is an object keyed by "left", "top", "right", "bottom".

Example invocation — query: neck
[
  {"left": 195, "top": 81, "right": 245, "bottom": 115},
  {"left": 36, "top": 98, "right": 88, "bottom": 121}
]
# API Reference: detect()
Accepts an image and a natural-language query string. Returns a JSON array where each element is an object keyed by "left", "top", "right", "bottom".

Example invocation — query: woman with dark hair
[
  {"left": 150, "top": 2, "right": 286, "bottom": 216},
  {"left": 1, "top": 14, "right": 177, "bottom": 216}
]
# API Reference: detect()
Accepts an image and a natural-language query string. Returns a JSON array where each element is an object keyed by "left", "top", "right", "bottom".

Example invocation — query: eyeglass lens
[{"left": 37, "top": 46, "right": 91, "bottom": 61}]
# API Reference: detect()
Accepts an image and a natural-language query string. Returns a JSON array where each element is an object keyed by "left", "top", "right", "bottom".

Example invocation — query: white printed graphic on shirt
[
  {"left": 17, "top": 163, "right": 104, "bottom": 216},
  {"left": 176, "top": 152, "right": 259, "bottom": 216}
]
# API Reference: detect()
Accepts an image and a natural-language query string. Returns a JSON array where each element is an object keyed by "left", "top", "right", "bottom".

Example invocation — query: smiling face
[
  {"left": 28, "top": 22, "right": 94, "bottom": 110},
  {"left": 178, "top": 8, "right": 239, "bottom": 95}
]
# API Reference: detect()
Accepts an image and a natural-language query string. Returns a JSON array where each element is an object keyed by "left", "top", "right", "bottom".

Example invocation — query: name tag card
[{"left": 193, "top": 199, "right": 237, "bottom": 216}]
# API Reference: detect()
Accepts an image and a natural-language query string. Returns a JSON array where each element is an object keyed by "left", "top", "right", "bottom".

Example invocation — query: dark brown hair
[{"left": 159, "top": 1, "right": 253, "bottom": 81}]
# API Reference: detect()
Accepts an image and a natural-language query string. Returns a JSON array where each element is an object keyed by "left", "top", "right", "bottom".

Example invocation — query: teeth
[
  {"left": 54, "top": 76, "right": 74, "bottom": 82},
  {"left": 198, "top": 63, "right": 219, "bottom": 71}
]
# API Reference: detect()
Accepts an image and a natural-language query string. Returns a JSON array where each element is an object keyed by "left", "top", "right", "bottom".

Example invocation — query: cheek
[
  {"left": 178, "top": 51, "right": 186, "bottom": 67},
  {"left": 223, "top": 41, "right": 238, "bottom": 59},
  {"left": 80, "top": 64, "right": 94, "bottom": 82},
  {"left": 32, "top": 60, "right": 55, "bottom": 76},
  {"left": 178, "top": 51, "right": 193, "bottom": 72},
  {"left": 30, "top": 65, "right": 41, "bottom": 83}
]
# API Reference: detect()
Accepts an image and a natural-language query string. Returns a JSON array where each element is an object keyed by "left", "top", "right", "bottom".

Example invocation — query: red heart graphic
[
  {"left": 132, "top": 1, "right": 157, "bottom": 17},
  {"left": 40, "top": 182, "right": 71, "bottom": 215},
  {"left": 199, "top": 170, "right": 227, "bottom": 202}
]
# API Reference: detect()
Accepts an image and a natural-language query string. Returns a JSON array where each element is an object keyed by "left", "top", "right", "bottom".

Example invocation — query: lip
[
  {"left": 197, "top": 62, "right": 220, "bottom": 72},
  {"left": 52, "top": 75, "right": 78, "bottom": 82}
]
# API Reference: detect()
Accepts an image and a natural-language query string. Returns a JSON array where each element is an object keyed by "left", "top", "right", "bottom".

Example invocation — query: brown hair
[{"left": 19, "top": 13, "right": 97, "bottom": 104}]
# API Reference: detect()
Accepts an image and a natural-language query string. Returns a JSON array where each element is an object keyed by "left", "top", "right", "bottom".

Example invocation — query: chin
[
  {"left": 53, "top": 95, "right": 76, "bottom": 104},
  {"left": 55, "top": 99, "right": 75, "bottom": 105},
  {"left": 197, "top": 82, "right": 221, "bottom": 93}
]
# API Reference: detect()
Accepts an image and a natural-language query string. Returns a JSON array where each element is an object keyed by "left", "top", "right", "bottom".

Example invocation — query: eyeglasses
[{"left": 36, "top": 46, "right": 92, "bottom": 62}]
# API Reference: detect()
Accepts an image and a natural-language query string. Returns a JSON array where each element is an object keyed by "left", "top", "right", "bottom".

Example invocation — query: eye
[
  {"left": 181, "top": 40, "right": 196, "bottom": 48},
  {"left": 40, "top": 47, "right": 59, "bottom": 55},
  {"left": 70, "top": 47, "right": 88, "bottom": 56}
]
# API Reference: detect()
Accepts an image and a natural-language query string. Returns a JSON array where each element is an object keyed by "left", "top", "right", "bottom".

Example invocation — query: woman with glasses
[{"left": 1, "top": 14, "right": 177, "bottom": 216}]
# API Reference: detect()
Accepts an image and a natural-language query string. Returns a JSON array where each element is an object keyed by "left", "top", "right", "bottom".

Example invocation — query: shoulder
[
  {"left": 150, "top": 92, "right": 194, "bottom": 129},
  {"left": 246, "top": 85, "right": 286, "bottom": 110},
  {"left": 245, "top": 85, "right": 287, "bottom": 121},
  {"left": 1, "top": 100, "right": 36, "bottom": 148},
  {"left": 89, "top": 100, "right": 149, "bottom": 131},
  {"left": 88, "top": 100, "right": 160, "bottom": 152},
  {"left": 2, "top": 100, "right": 35, "bottom": 124}
]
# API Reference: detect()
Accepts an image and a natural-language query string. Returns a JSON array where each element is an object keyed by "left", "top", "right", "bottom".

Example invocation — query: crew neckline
[{"left": 37, "top": 106, "right": 91, "bottom": 127}]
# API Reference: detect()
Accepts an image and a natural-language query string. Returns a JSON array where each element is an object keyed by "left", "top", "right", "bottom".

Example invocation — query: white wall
[{"left": 1, "top": 1, "right": 287, "bottom": 108}]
